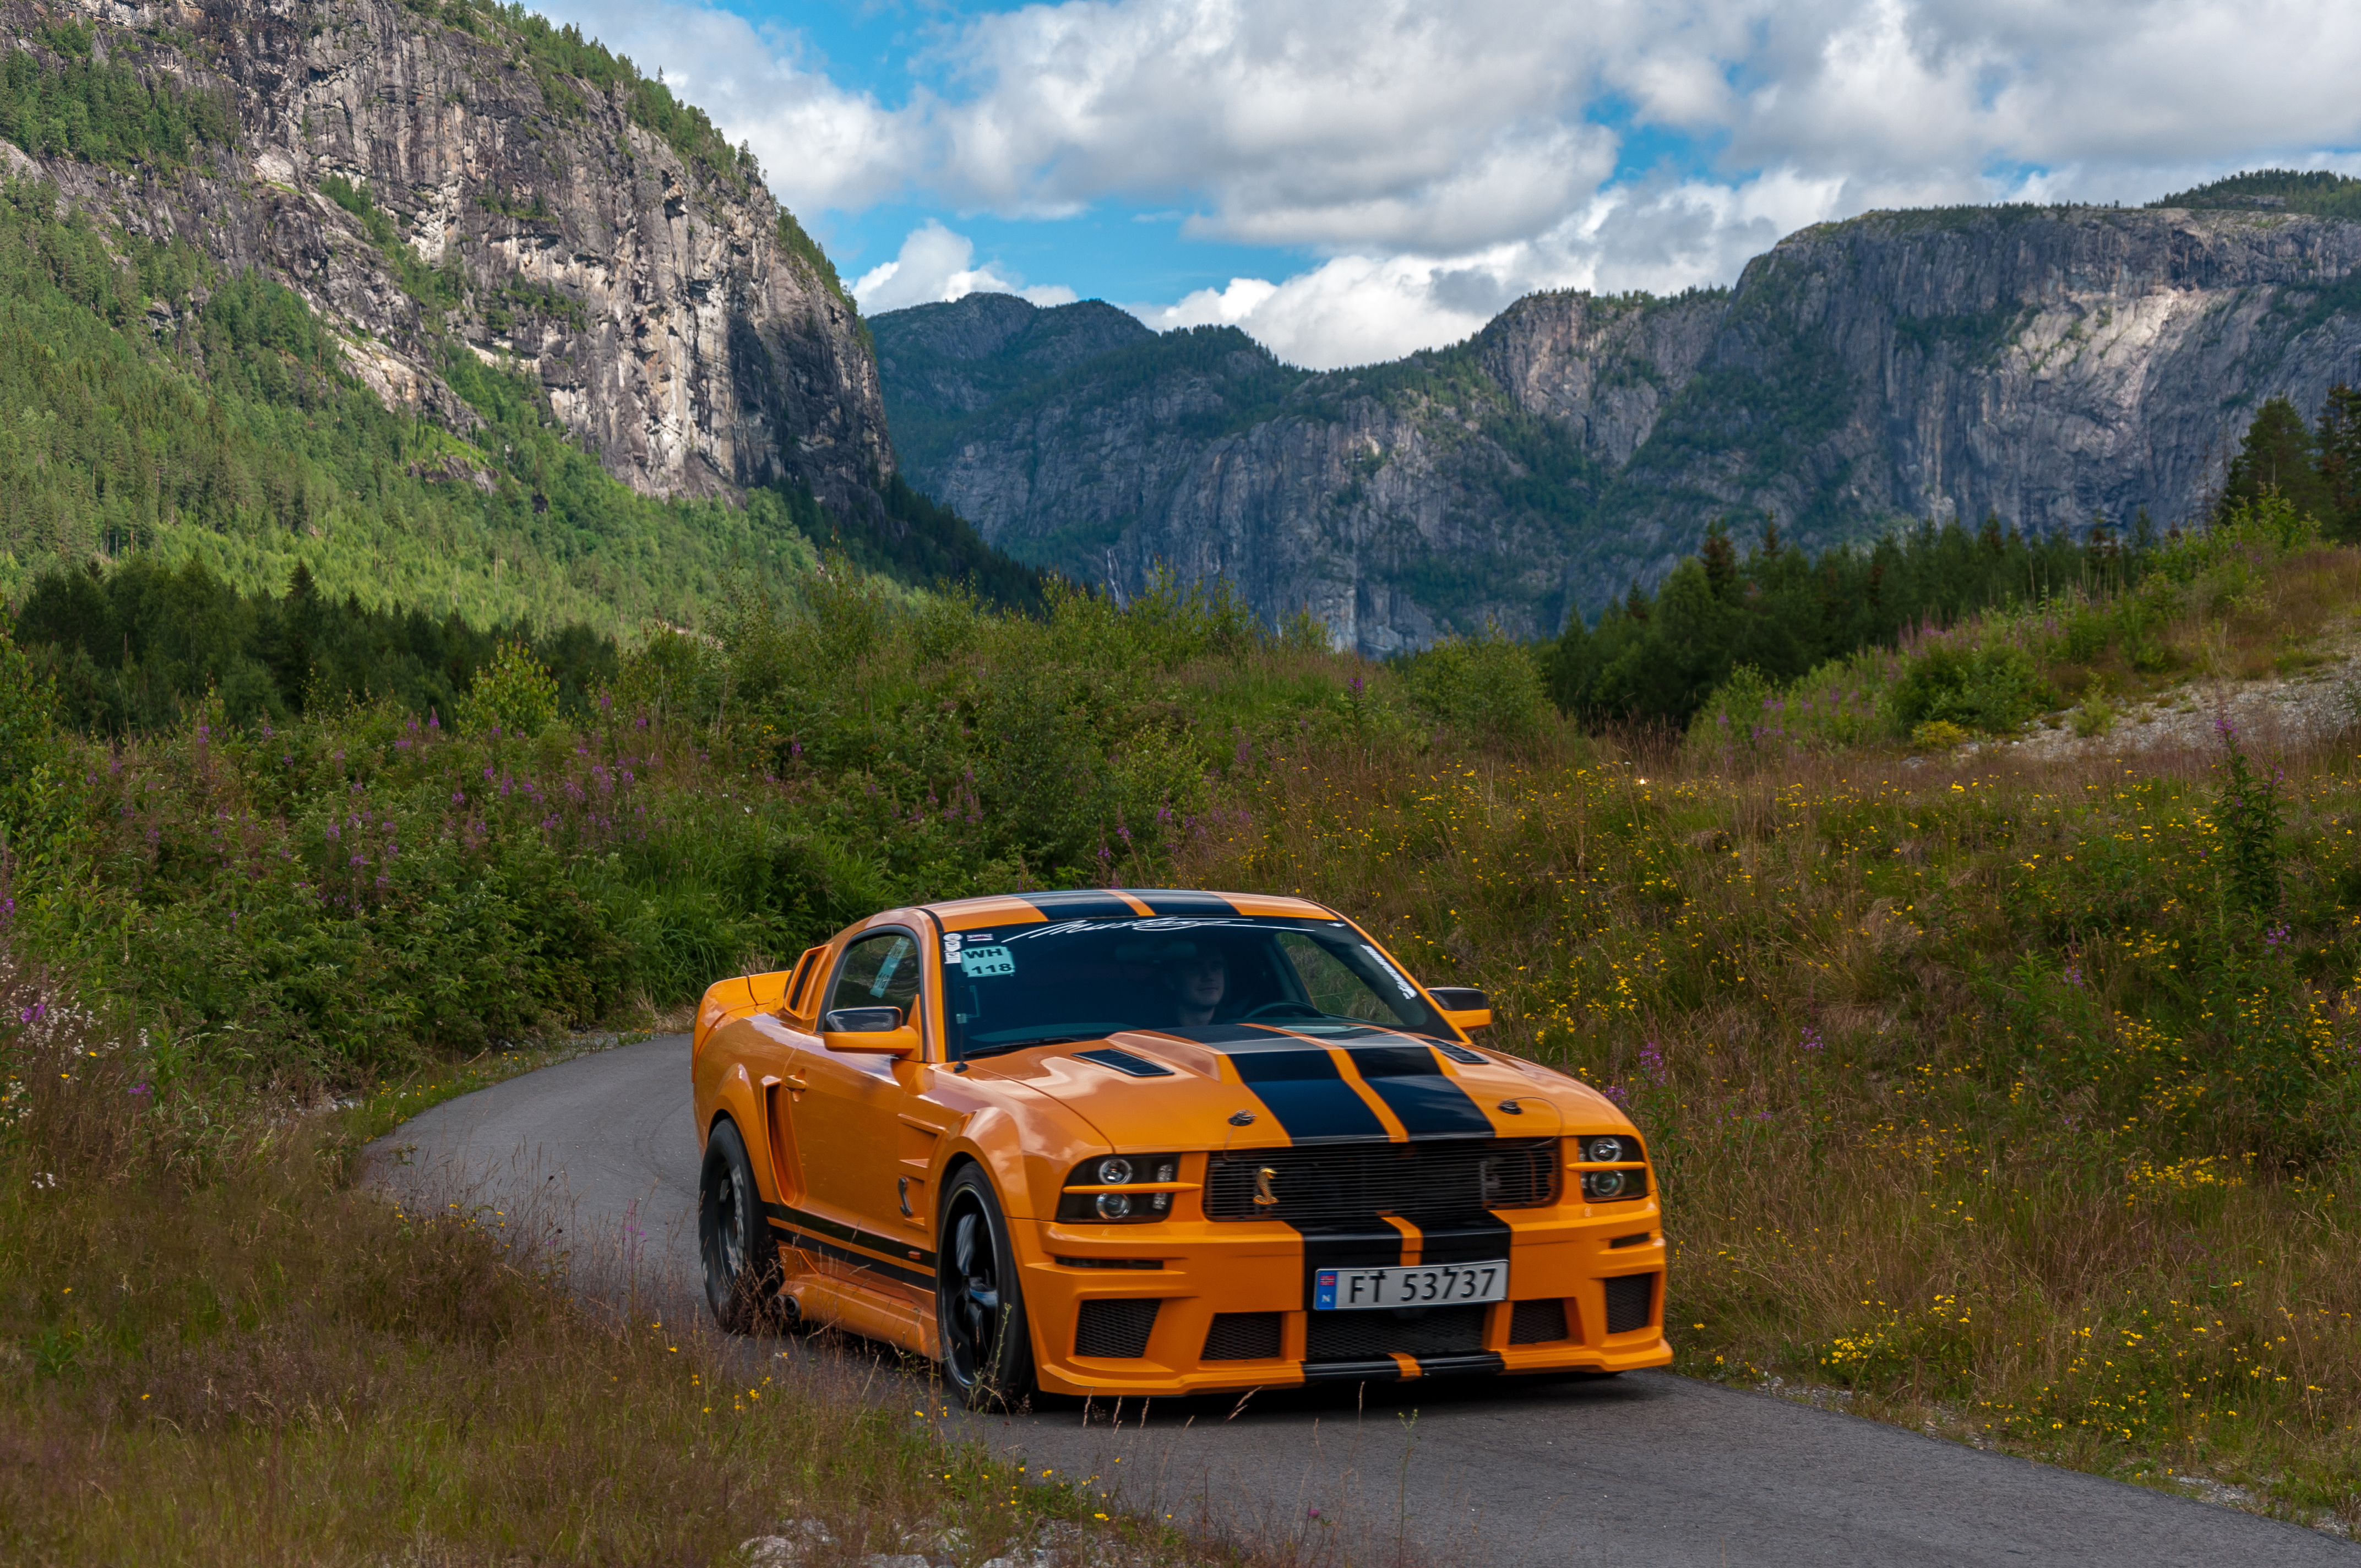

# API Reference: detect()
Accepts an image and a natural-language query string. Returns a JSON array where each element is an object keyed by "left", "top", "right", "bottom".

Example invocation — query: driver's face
[{"left": 1168, "top": 953, "right": 1227, "bottom": 1008}]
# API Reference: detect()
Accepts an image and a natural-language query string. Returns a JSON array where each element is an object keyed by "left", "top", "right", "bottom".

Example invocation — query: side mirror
[
  {"left": 822, "top": 1006, "right": 922, "bottom": 1058},
  {"left": 1428, "top": 986, "right": 1492, "bottom": 1031}
]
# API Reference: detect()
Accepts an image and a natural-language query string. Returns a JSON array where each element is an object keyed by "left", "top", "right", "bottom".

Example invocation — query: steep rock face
[
  {"left": 880, "top": 208, "right": 2361, "bottom": 655},
  {"left": 28, "top": 0, "right": 888, "bottom": 513}
]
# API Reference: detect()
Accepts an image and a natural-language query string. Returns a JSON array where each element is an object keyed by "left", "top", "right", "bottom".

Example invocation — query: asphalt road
[{"left": 371, "top": 1035, "right": 2351, "bottom": 1567}]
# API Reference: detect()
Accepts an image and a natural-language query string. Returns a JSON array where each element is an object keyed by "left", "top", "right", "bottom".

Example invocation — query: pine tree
[{"left": 2220, "top": 396, "right": 2336, "bottom": 524}]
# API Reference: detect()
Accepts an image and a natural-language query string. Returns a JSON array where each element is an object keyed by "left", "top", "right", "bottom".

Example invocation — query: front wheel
[
  {"left": 699, "top": 1119, "right": 783, "bottom": 1333},
  {"left": 936, "top": 1165, "right": 1036, "bottom": 1409}
]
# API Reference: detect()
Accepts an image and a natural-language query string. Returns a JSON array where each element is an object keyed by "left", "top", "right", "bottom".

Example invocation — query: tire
[
  {"left": 699, "top": 1119, "right": 784, "bottom": 1333},
  {"left": 935, "top": 1164, "right": 1036, "bottom": 1409}
]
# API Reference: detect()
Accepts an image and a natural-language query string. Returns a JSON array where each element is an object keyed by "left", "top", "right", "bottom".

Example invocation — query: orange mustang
[{"left": 690, "top": 889, "right": 1670, "bottom": 1406}]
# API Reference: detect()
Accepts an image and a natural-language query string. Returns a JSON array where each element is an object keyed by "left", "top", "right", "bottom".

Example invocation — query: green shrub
[
  {"left": 1889, "top": 642, "right": 2052, "bottom": 734},
  {"left": 1399, "top": 634, "right": 1553, "bottom": 745}
]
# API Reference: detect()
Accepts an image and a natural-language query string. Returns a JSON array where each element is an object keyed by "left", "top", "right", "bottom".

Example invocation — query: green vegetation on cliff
[{"left": 2152, "top": 168, "right": 2361, "bottom": 221}]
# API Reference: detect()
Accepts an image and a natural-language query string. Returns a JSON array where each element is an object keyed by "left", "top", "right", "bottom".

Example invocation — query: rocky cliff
[
  {"left": 15, "top": 0, "right": 887, "bottom": 515},
  {"left": 877, "top": 203, "right": 2361, "bottom": 655}
]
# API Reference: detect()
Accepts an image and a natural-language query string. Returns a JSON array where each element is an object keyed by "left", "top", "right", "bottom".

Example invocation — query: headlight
[
  {"left": 1058, "top": 1156, "right": 1180, "bottom": 1223},
  {"left": 1579, "top": 1134, "right": 1648, "bottom": 1202}
]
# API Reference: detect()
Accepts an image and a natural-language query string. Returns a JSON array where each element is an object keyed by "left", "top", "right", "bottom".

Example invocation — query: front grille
[
  {"left": 1075, "top": 1298, "right": 1162, "bottom": 1358},
  {"left": 1508, "top": 1298, "right": 1569, "bottom": 1344},
  {"left": 1202, "top": 1311, "right": 1284, "bottom": 1361},
  {"left": 1603, "top": 1273, "right": 1656, "bottom": 1336},
  {"left": 1205, "top": 1139, "right": 1558, "bottom": 1224},
  {"left": 1305, "top": 1304, "right": 1486, "bottom": 1362}
]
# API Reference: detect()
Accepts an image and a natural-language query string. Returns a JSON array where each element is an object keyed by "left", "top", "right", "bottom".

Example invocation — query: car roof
[{"left": 922, "top": 889, "right": 1335, "bottom": 933}]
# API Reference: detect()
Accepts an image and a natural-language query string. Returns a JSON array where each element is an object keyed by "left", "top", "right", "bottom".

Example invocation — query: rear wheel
[
  {"left": 699, "top": 1119, "right": 783, "bottom": 1333},
  {"left": 936, "top": 1164, "right": 1035, "bottom": 1409}
]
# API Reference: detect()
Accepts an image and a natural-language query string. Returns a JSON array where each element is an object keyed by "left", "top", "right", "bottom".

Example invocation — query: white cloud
[
  {"left": 528, "top": 0, "right": 923, "bottom": 214},
  {"left": 852, "top": 221, "right": 1079, "bottom": 313},
  {"left": 534, "top": 0, "right": 2361, "bottom": 364}
]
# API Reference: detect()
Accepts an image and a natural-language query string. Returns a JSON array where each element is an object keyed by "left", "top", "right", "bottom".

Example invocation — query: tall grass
[
  {"left": 1178, "top": 679, "right": 2361, "bottom": 1520},
  {"left": 0, "top": 957, "right": 1288, "bottom": 1565}
]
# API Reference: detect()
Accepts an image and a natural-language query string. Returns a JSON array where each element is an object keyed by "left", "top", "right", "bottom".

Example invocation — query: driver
[{"left": 1158, "top": 944, "right": 1228, "bottom": 1027}]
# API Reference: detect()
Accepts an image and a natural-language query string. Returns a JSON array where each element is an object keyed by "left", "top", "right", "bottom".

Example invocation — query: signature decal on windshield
[{"left": 1005, "top": 916, "right": 1263, "bottom": 943}]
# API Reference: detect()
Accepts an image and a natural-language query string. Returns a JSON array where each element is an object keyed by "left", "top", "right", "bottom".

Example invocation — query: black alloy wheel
[
  {"left": 699, "top": 1119, "right": 784, "bottom": 1333},
  {"left": 936, "top": 1164, "right": 1035, "bottom": 1409}
]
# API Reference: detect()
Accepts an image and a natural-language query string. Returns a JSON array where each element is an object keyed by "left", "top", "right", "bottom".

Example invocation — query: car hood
[{"left": 960, "top": 1022, "right": 1625, "bottom": 1152}]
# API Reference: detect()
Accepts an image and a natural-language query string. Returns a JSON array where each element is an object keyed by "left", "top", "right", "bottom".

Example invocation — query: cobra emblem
[{"left": 1253, "top": 1166, "right": 1280, "bottom": 1208}]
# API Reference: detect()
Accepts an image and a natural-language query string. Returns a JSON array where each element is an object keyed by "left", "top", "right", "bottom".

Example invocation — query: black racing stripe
[
  {"left": 1348, "top": 1044, "right": 1496, "bottom": 1138},
  {"left": 1413, "top": 1351, "right": 1504, "bottom": 1379},
  {"left": 763, "top": 1200, "right": 936, "bottom": 1270},
  {"left": 1411, "top": 1212, "right": 1515, "bottom": 1265},
  {"left": 1133, "top": 890, "right": 1242, "bottom": 916},
  {"left": 1016, "top": 891, "right": 1142, "bottom": 919},
  {"left": 1231, "top": 1049, "right": 1389, "bottom": 1142},
  {"left": 766, "top": 1217, "right": 938, "bottom": 1292}
]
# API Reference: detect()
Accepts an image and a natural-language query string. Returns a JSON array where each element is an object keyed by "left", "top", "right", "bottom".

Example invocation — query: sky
[{"left": 527, "top": 0, "right": 2361, "bottom": 370}]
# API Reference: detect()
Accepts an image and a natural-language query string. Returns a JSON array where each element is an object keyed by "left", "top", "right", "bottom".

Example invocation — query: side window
[
  {"left": 828, "top": 930, "right": 923, "bottom": 1023},
  {"left": 786, "top": 946, "right": 824, "bottom": 1014},
  {"left": 1275, "top": 932, "right": 1410, "bottom": 1025}
]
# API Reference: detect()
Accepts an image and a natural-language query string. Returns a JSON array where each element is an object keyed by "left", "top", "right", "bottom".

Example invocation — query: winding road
[{"left": 371, "top": 1035, "right": 2349, "bottom": 1567}]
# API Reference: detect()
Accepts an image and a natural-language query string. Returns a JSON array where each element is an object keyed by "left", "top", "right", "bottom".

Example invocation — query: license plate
[{"left": 1314, "top": 1261, "right": 1508, "bottom": 1311}]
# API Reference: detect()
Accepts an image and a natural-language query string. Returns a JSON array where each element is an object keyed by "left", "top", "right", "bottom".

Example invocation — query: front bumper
[{"left": 1019, "top": 1200, "right": 1672, "bottom": 1397}]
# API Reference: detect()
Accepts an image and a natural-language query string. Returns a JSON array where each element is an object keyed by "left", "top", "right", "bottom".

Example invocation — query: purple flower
[
  {"left": 1347, "top": 676, "right": 1364, "bottom": 697},
  {"left": 128, "top": 1082, "right": 151, "bottom": 1098},
  {"left": 1800, "top": 1026, "right": 1824, "bottom": 1053},
  {"left": 1640, "top": 1039, "right": 1667, "bottom": 1085}
]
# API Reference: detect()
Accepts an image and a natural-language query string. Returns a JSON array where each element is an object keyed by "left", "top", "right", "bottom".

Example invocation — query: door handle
[{"left": 785, "top": 1073, "right": 808, "bottom": 1097}]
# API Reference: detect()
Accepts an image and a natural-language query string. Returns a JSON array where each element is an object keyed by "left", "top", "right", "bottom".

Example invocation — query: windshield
[{"left": 942, "top": 915, "right": 1448, "bottom": 1060}]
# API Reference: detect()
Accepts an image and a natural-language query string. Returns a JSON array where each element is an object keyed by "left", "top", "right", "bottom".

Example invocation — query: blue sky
[{"left": 533, "top": 0, "right": 2361, "bottom": 369}]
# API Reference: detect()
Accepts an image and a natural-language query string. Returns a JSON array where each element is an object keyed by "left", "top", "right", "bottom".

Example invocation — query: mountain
[
  {"left": 0, "top": 0, "right": 1016, "bottom": 628},
  {"left": 875, "top": 183, "right": 2361, "bottom": 655}
]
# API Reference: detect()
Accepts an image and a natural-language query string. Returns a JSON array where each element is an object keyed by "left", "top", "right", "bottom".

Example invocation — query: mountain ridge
[{"left": 876, "top": 190, "right": 2361, "bottom": 655}]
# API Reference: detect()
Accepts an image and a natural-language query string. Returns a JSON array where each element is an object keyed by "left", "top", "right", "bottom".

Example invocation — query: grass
[
  {"left": 13, "top": 496, "right": 2361, "bottom": 1543},
  {"left": 1176, "top": 609, "right": 2361, "bottom": 1527},
  {"left": 1, "top": 974, "right": 1277, "bottom": 1566}
]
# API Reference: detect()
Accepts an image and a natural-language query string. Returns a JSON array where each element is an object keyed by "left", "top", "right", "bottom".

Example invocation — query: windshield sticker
[
  {"left": 956, "top": 944, "right": 1015, "bottom": 977},
  {"left": 1362, "top": 944, "right": 1418, "bottom": 999},
  {"left": 1005, "top": 916, "right": 1262, "bottom": 943},
  {"left": 941, "top": 933, "right": 965, "bottom": 962},
  {"left": 869, "top": 938, "right": 910, "bottom": 997}
]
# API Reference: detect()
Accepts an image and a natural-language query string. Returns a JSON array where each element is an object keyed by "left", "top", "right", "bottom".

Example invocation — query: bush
[
  {"left": 1888, "top": 642, "right": 2051, "bottom": 735},
  {"left": 1399, "top": 634, "right": 1553, "bottom": 745}
]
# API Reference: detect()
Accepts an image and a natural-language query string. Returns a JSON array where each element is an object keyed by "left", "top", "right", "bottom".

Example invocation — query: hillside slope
[
  {"left": 0, "top": 0, "right": 965, "bottom": 626},
  {"left": 878, "top": 193, "right": 2361, "bottom": 655}
]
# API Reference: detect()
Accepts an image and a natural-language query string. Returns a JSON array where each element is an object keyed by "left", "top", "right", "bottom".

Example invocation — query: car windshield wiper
[{"left": 958, "top": 1034, "right": 1099, "bottom": 1060}]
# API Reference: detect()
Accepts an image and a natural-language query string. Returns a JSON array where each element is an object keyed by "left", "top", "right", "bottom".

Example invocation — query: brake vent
[
  {"left": 1508, "top": 1298, "right": 1569, "bottom": 1344},
  {"left": 1306, "top": 1304, "right": 1486, "bottom": 1362},
  {"left": 1609, "top": 1232, "right": 1652, "bottom": 1249},
  {"left": 1075, "top": 1298, "right": 1162, "bottom": 1358},
  {"left": 1603, "top": 1273, "right": 1656, "bottom": 1336},
  {"left": 1201, "top": 1312, "right": 1284, "bottom": 1361}
]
